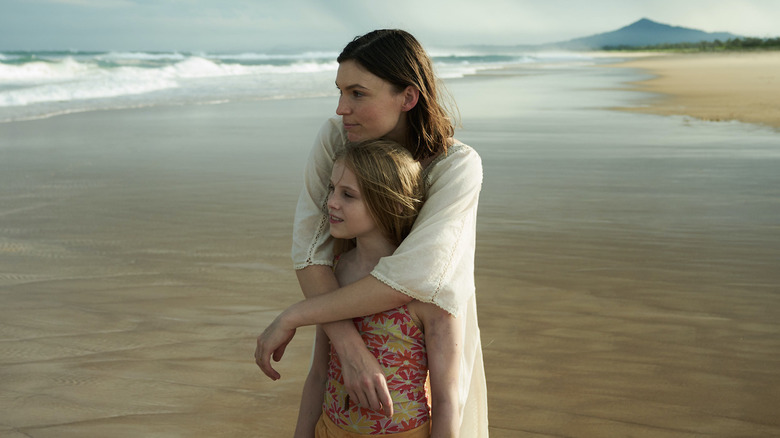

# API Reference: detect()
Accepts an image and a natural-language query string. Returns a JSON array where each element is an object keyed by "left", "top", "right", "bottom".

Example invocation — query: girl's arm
[
  {"left": 421, "top": 304, "right": 462, "bottom": 438},
  {"left": 293, "top": 326, "right": 330, "bottom": 438}
]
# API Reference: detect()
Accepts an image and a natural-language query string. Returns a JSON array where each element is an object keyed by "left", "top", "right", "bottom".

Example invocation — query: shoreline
[{"left": 610, "top": 51, "right": 780, "bottom": 129}]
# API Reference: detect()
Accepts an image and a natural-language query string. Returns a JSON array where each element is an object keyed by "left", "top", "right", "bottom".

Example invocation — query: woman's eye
[{"left": 327, "top": 184, "right": 334, "bottom": 193}]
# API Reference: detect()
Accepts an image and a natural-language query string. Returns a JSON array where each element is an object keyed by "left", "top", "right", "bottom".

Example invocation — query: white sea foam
[
  {"left": 212, "top": 51, "right": 339, "bottom": 61},
  {"left": 96, "top": 51, "right": 189, "bottom": 61},
  {"left": 0, "top": 58, "right": 95, "bottom": 82},
  {"left": 0, "top": 55, "right": 339, "bottom": 110},
  {"left": 0, "top": 49, "right": 597, "bottom": 122},
  {"left": 0, "top": 77, "right": 177, "bottom": 107}
]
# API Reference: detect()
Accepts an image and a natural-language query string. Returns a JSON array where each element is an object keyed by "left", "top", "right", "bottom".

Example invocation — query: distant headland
[{"left": 469, "top": 18, "right": 779, "bottom": 52}]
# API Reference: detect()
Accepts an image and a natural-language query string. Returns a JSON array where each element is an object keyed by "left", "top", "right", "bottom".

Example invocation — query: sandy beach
[
  {"left": 614, "top": 51, "right": 780, "bottom": 129},
  {"left": 2, "top": 58, "right": 780, "bottom": 437}
]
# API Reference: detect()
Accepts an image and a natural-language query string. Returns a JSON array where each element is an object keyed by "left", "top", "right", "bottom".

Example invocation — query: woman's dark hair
[{"left": 338, "top": 29, "right": 455, "bottom": 160}]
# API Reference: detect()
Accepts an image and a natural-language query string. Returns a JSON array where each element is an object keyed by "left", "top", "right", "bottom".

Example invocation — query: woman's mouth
[{"left": 329, "top": 215, "right": 343, "bottom": 224}]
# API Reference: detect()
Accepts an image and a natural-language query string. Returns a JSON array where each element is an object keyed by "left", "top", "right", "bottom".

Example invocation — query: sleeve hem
[
  {"left": 370, "top": 270, "right": 458, "bottom": 316},
  {"left": 294, "top": 260, "right": 334, "bottom": 271}
]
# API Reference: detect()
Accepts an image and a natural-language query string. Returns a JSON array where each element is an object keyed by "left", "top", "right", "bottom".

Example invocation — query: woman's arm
[
  {"left": 255, "top": 274, "right": 411, "bottom": 379},
  {"left": 421, "top": 305, "right": 462, "bottom": 438},
  {"left": 371, "top": 144, "right": 483, "bottom": 315},
  {"left": 293, "top": 326, "right": 330, "bottom": 438},
  {"left": 289, "top": 273, "right": 412, "bottom": 327}
]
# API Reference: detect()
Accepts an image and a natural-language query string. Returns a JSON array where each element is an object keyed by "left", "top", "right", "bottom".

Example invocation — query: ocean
[{"left": 0, "top": 49, "right": 603, "bottom": 123}]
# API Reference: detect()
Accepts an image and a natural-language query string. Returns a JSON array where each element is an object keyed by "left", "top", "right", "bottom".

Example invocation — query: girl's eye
[{"left": 327, "top": 183, "right": 334, "bottom": 193}]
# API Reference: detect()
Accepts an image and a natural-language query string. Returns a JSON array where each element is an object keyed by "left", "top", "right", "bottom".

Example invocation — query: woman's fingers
[
  {"left": 377, "top": 383, "right": 393, "bottom": 417},
  {"left": 344, "top": 375, "right": 394, "bottom": 417},
  {"left": 339, "top": 347, "right": 395, "bottom": 417},
  {"left": 272, "top": 342, "right": 288, "bottom": 363},
  {"left": 255, "top": 335, "right": 281, "bottom": 380},
  {"left": 254, "top": 317, "right": 297, "bottom": 380},
  {"left": 363, "top": 386, "right": 387, "bottom": 416}
]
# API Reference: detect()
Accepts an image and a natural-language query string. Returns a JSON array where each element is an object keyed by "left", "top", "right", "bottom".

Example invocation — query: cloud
[{"left": 1, "top": 0, "right": 778, "bottom": 51}]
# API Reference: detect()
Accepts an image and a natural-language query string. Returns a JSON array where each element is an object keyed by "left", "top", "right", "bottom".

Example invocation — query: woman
[{"left": 255, "top": 29, "right": 488, "bottom": 437}]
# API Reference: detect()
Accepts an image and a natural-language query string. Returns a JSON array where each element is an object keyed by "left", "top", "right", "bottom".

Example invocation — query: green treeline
[{"left": 604, "top": 37, "right": 780, "bottom": 52}]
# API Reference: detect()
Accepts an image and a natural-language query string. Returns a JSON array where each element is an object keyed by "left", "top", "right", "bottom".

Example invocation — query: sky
[{"left": 1, "top": 0, "right": 778, "bottom": 52}]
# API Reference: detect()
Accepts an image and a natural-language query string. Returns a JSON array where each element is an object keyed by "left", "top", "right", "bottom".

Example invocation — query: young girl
[{"left": 294, "top": 140, "right": 461, "bottom": 438}]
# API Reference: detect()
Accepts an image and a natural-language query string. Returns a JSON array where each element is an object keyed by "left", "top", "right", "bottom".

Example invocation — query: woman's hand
[
  {"left": 270, "top": 269, "right": 409, "bottom": 415},
  {"left": 255, "top": 312, "right": 297, "bottom": 380},
  {"left": 337, "top": 337, "right": 394, "bottom": 417},
  {"left": 255, "top": 310, "right": 394, "bottom": 416}
]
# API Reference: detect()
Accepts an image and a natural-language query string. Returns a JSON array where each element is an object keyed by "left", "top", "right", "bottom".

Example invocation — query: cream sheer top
[{"left": 292, "top": 116, "right": 489, "bottom": 437}]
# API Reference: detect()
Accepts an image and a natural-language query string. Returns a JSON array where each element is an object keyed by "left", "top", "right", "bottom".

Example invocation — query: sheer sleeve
[
  {"left": 291, "top": 117, "right": 347, "bottom": 269},
  {"left": 371, "top": 143, "right": 483, "bottom": 315}
]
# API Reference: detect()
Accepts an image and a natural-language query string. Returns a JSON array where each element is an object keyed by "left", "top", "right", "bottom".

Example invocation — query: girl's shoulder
[{"left": 333, "top": 250, "right": 364, "bottom": 287}]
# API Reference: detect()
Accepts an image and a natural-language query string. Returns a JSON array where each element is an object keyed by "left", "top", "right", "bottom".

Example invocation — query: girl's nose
[{"left": 327, "top": 192, "right": 338, "bottom": 210}]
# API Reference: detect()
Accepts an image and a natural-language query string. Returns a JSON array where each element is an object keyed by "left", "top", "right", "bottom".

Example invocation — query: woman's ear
[{"left": 401, "top": 86, "right": 420, "bottom": 112}]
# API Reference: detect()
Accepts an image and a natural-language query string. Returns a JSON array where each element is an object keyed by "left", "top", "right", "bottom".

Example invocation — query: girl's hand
[{"left": 255, "top": 313, "right": 297, "bottom": 380}]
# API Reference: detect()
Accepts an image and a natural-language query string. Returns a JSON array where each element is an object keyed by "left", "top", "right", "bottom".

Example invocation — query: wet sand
[
  {"left": 613, "top": 51, "right": 780, "bottom": 129},
  {"left": 0, "top": 100, "right": 327, "bottom": 437},
  {"left": 2, "top": 65, "right": 780, "bottom": 437}
]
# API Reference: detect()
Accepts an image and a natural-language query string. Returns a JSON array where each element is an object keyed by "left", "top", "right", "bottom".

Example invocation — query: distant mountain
[{"left": 547, "top": 18, "right": 741, "bottom": 50}]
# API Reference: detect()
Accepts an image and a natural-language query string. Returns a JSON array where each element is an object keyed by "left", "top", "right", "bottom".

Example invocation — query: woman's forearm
[
  {"left": 295, "top": 265, "right": 376, "bottom": 353},
  {"left": 284, "top": 273, "right": 412, "bottom": 330}
]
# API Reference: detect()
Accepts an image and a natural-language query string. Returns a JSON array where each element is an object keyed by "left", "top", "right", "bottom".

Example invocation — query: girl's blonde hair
[{"left": 335, "top": 140, "right": 424, "bottom": 248}]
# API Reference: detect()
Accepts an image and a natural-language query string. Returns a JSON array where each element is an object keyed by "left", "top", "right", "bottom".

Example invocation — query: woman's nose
[
  {"left": 327, "top": 192, "right": 337, "bottom": 210},
  {"left": 336, "top": 95, "right": 350, "bottom": 115}
]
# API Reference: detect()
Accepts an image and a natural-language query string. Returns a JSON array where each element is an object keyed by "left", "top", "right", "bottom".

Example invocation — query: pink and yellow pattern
[{"left": 323, "top": 305, "right": 429, "bottom": 434}]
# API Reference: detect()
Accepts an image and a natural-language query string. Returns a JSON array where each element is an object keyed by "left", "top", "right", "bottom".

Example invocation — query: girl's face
[
  {"left": 335, "top": 60, "right": 408, "bottom": 144},
  {"left": 327, "top": 161, "right": 381, "bottom": 241}
]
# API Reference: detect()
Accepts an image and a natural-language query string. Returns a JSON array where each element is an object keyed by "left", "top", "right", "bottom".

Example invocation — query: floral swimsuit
[{"left": 323, "top": 305, "right": 429, "bottom": 434}]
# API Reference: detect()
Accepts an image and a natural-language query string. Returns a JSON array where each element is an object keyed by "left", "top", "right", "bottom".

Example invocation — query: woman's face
[{"left": 335, "top": 60, "right": 408, "bottom": 144}]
